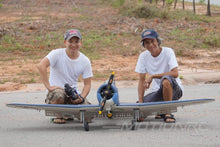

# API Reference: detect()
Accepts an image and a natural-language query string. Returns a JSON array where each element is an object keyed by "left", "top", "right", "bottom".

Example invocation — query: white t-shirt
[
  {"left": 46, "top": 48, "right": 93, "bottom": 89},
  {"left": 135, "top": 47, "right": 183, "bottom": 93}
]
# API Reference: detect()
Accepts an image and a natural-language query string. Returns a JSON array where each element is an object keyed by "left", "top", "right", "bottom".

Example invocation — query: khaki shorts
[{"left": 45, "top": 89, "right": 91, "bottom": 105}]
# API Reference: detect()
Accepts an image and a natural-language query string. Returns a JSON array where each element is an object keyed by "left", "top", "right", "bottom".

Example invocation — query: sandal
[
  {"left": 164, "top": 114, "right": 176, "bottom": 123},
  {"left": 51, "top": 118, "right": 66, "bottom": 124},
  {"left": 137, "top": 117, "right": 146, "bottom": 122},
  {"left": 155, "top": 114, "right": 165, "bottom": 119}
]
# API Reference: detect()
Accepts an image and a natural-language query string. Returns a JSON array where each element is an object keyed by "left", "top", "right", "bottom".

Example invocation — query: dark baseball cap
[
  {"left": 141, "top": 29, "right": 158, "bottom": 41},
  {"left": 64, "top": 29, "right": 82, "bottom": 40}
]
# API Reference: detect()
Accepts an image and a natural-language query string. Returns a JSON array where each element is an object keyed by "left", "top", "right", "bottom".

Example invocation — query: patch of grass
[
  {"left": 131, "top": 4, "right": 159, "bottom": 19},
  {"left": 20, "top": 78, "right": 36, "bottom": 84},
  {"left": 12, "top": 78, "right": 19, "bottom": 83},
  {"left": 93, "top": 70, "right": 113, "bottom": 79},
  {"left": 203, "top": 32, "right": 220, "bottom": 47},
  {"left": 106, "top": 0, "right": 215, "bottom": 23},
  {"left": 82, "top": 30, "right": 117, "bottom": 60},
  {"left": 107, "top": 32, "right": 140, "bottom": 56},
  {"left": 101, "top": 0, "right": 125, "bottom": 8},
  {"left": 112, "top": 0, "right": 125, "bottom": 8},
  {"left": 0, "top": 79, "right": 10, "bottom": 84},
  {"left": 32, "top": 31, "right": 63, "bottom": 50},
  {"left": 120, "top": 2, "right": 205, "bottom": 22},
  {"left": 169, "top": 27, "right": 220, "bottom": 49},
  {"left": 0, "top": 0, "right": 2, "bottom": 9},
  {"left": 78, "top": 15, "right": 91, "bottom": 21},
  {"left": 0, "top": 30, "right": 64, "bottom": 54},
  {"left": 0, "top": 35, "right": 31, "bottom": 52},
  {"left": 0, "top": 57, "right": 18, "bottom": 61},
  {"left": 93, "top": 73, "right": 108, "bottom": 79},
  {"left": 29, "top": 78, "right": 36, "bottom": 83}
]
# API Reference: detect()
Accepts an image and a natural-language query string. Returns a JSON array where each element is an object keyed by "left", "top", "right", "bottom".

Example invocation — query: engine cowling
[{"left": 97, "top": 83, "right": 119, "bottom": 106}]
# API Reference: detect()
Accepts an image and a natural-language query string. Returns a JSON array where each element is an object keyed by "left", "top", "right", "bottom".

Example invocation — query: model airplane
[{"left": 6, "top": 72, "right": 215, "bottom": 131}]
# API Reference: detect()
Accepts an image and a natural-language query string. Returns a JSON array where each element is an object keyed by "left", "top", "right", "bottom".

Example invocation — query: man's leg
[
  {"left": 46, "top": 89, "right": 66, "bottom": 124},
  {"left": 162, "top": 78, "right": 175, "bottom": 123},
  {"left": 162, "top": 79, "right": 173, "bottom": 101}
]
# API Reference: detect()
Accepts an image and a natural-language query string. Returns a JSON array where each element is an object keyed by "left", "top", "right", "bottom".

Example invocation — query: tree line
[{"left": 145, "top": 0, "right": 211, "bottom": 16}]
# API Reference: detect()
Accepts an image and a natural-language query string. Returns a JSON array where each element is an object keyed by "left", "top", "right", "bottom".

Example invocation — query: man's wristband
[{"left": 79, "top": 94, "right": 85, "bottom": 104}]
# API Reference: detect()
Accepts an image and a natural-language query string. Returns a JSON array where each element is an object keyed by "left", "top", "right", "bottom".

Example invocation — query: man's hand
[
  {"left": 138, "top": 99, "right": 144, "bottom": 103},
  {"left": 70, "top": 94, "right": 84, "bottom": 104},
  {"left": 144, "top": 75, "right": 153, "bottom": 89}
]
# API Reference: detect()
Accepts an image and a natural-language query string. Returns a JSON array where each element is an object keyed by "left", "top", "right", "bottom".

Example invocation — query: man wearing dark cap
[
  {"left": 37, "top": 29, "right": 93, "bottom": 124},
  {"left": 135, "top": 29, "right": 183, "bottom": 123}
]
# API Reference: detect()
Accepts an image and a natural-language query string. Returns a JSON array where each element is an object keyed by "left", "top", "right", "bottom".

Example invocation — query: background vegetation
[{"left": 0, "top": 0, "right": 219, "bottom": 84}]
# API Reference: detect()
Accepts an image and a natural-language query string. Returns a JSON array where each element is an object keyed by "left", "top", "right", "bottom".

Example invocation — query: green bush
[
  {"left": 133, "top": 4, "right": 158, "bottom": 18},
  {"left": 122, "top": 3, "right": 202, "bottom": 21},
  {"left": 199, "top": 0, "right": 206, "bottom": 4},
  {"left": 166, "top": 0, "right": 174, "bottom": 8},
  {"left": 203, "top": 33, "right": 220, "bottom": 47},
  {"left": 120, "top": 3, "right": 161, "bottom": 19}
]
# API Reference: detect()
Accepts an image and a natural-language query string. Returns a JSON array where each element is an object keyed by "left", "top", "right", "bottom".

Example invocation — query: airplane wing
[
  {"left": 6, "top": 103, "right": 101, "bottom": 118},
  {"left": 114, "top": 98, "right": 215, "bottom": 117},
  {"left": 6, "top": 98, "right": 214, "bottom": 131},
  {"left": 6, "top": 103, "right": 99, "bottom": 112},
  {"left": 6, "top": 98, "right": 214, "bottom": 118}
]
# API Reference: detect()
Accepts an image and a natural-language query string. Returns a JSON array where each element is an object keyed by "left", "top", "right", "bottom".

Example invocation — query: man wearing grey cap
[
  {"left": 37, "top": 29, "right": 93, "bottom": 124},
  {"left": 135, "top": 29, "right": 183, "bottom": 123}
]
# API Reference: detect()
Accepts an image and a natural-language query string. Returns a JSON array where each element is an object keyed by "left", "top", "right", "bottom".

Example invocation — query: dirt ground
[
  {"left": 0, "top": 0, "right": 220, "bottom": 92},
  {"left": 0, "top": 53, "right": 220, "bottom": 92}
]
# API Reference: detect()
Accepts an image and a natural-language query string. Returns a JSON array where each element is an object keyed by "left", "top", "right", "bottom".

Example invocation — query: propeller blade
[
  {"left": 99, "top": 96, "right": 107, "bottom": 114},
  {"left": 99, "top": 71, "right": 115, "bottom": 115},
  {"left": 107, "top": 71, "right": 115, "bottom": 89}
]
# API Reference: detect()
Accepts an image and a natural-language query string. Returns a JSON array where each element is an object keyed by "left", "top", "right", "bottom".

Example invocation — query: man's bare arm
[
  {"left": 37, "top": 57, "right": 62, "bottom": 91},
  {"left": 151, "top": 67, "right": 179, "bottom": 79},
  {"left": 145, "top": 67, "right": 179, "bottom": 88},
  {"left": 80, "top": 77, "right": 91, "bottom": 99},
  {"left": 138, "top": 73, "right": 146, "bottom": 103}
]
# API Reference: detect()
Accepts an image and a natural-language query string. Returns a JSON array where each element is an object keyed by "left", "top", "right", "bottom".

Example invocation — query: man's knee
[
  {"left": 162, "top": 79, "right": 172, "bottom": 89},
  {"left": 46, "top": 89, "right": 66, "bottom": 104}
]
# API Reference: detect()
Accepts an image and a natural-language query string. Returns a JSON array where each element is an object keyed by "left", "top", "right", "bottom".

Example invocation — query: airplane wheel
[
  {"left": 107, "top": 112, "right": 113, "bottom": 118},
  {"left": 131, "top": 120, "right": 136, "bottom": 130},
  {"left": 84, "top": 121, "right": 89, "bottom": 131}
]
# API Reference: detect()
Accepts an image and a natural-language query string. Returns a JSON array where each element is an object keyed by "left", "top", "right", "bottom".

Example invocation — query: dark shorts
[{"left": 143, "top": 75, "right": 183, "bottom": 103}]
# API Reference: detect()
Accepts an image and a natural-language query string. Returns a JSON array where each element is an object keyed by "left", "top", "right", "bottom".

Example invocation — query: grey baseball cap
[{"left": 64, "top": 29, "right": 82, "bottom": 40}]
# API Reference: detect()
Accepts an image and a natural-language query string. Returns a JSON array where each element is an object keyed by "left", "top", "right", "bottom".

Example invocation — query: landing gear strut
[
  {"left": 131, "top": 109, "right": 139, "bottom": 130},
  {"left": 80, "top": 110, "right": 89, "bottom": 131}
]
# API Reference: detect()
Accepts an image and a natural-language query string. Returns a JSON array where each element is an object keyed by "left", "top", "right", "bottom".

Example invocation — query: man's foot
[
  {"left": 164, "top": 114, "right": 176, "bottom": 123},
  {"left": 155, "top": 114, "right": 165, "bottom": 119},
  {"left": 137, "top": 117, "right": 146, "bottom": 122},
  {"left": 51, "top": 118, "right": 66, "bottom": 124}
]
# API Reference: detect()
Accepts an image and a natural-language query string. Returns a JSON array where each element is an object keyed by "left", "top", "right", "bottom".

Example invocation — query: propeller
[{"left": 99, "top": 71, "right": 115, "bottom": 115}]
